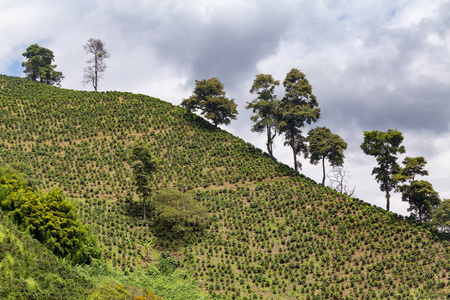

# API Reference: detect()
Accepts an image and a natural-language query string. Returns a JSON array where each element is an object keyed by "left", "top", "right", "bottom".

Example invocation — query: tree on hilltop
[
  {"left": 278, "top": 68, "right": 320, "bottom": 172},
  {"left": 433, "top": 199, "right": 450, "bottom": 232},
  {"left": 22, "top": 44, "right": 64, "bottom": 86},
  {"left": 246, "top": 74, "right": 280, "bottom": 158},
  {"left": 181, "top": 77, "right": 238, "bottom": 126},
  {"left": 83, "top": 38, "right": 109, "bottom": 91},
  {"left": 395, "top": 156, "right": 439, "bottom": 222},
  {"left": 307, "top": 127, "right": 347, "bottom": 186},
  {"left": 360, "top": 129, "right": 405, "bottom": 212}
]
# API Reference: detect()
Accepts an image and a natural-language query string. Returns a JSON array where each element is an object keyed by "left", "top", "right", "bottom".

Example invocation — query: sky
[{"left": 1, "top": 0, "right": 449, "bottom": 215}]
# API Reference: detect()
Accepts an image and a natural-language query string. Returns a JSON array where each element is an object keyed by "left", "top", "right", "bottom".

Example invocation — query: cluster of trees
[
  {"left": 127, "top": 139, "right": 207, "bottom": 240},
  {"left": 21, "top": 38, "right": 109, "bottom": 90},
  {"left": 182, "top": 69, "right": 347, "bottom": 187},
  {"left": 361, "top": 129, "right": 449, "bottom": 226}
]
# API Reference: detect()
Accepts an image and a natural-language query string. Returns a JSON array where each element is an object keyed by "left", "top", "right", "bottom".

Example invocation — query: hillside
[
  {"left": 0, "top": 210, "right": 94, "bottom": 300},
  {"left": 0, "top": 74, "right": 449, "bottom": 299}
]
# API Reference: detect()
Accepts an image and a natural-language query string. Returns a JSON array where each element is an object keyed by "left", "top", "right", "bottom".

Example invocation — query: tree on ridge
[
  {"left": 360, "top": 129, "right": 405, "bottom": 212},
  {"left": 246, "top": 74, "right": 280, "bottom": 158},
  {"left": 22, "top": 44, "right": 64, "bottom": 86},
  {"left": 83, "top": 38, "right": 109, "bottom": 91},
  {"left": 181, "top": 77, "right": 238, "bottom": 126},
  {"left": 278, "top": 68, "right": 320, "bottom": 172},
  {"left": 307, "top": 127, "right": 347, "bottom": 186}
]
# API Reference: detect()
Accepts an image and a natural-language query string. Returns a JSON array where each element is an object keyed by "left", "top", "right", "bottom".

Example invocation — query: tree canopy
[
  {"left": 246, "top": 74, "right": 280, "bottom": 158},
  {"left": 83, "top": 38, "right": 110, "bottom": 91},
  {"left": 278, "top": 68, "right": 320, "bottom": 172},
  {"left": 181, "top": 77, "right": 238, "bottom": 126},
  {"left": 402, "top": 180, "right": 440, "bottom": 222},
  {"left": 433, "top": 199, "right": 450, "bottom": 232},
  {"left": 307, "top": 127, "right": 347, "bottom": 186},
  {"left": 395, "top": 156, "right": 439, "bottom": 222},
  {"left": 22, "top": 44, "right": 64, "bottom": 86},
  {"left": 360, "top": 129, "right": 405, "bottom": 212}
]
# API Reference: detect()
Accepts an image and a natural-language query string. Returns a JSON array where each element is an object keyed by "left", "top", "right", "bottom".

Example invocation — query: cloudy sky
[{"left": 1, "top": 0, "right": 449, "bottom": 215}]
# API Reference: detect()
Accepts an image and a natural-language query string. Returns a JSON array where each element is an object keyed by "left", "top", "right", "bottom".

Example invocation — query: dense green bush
[{"left": 0, "top": 166, "right": 100, "bottom": 264}]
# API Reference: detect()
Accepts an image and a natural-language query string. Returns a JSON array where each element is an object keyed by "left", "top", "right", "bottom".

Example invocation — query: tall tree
[
  {"left": 307, "top": 127, "right": 347, "bottom": 186},
  {"left": 128, "top": 139, "right": 158, "bottom": 220},
  {"left": 360, "top": 129, "right": 405, "bottom": 212},
  {"left": 181, "top": 77, "right": 238, "bottom": 126},
  {"left": 246, "top": 74, "right": 280, "bottom": 158},
  {"left": 22, "top": 44, "right": 64, "bottom": 86},
  {"left": 278, "top": 68, "right": 320, "bottom": 172},
  {"left": 83, "top": 38, "right": 109, "bottom": 91}
]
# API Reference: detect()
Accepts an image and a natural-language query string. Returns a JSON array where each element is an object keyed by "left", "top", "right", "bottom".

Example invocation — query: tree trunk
[
  {"left": 321, "top": 157, "right": 326, "bottom": 186},
  {"left": 292, "top": 143, "right": 298, "bottom": 173},
  {"left": 386, "top": 192, "right": 390, "bottom": 212},
  {"left": 266, "top": 126, "right": 273, "bottom": 158},
  {"left": 94, "top": 54, "right": 98, "bottom": 91}
]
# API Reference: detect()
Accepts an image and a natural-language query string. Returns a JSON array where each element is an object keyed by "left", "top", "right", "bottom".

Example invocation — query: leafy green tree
[
  {"left": 246, "top": 74, "right": 280, "bottom": 158},
  {"left": 433, "top": 199, "right": 450, "bottom": 232},
  {"left": 128, "top": 139, "right": 158, "bottom": 220},
  {"left": 83, "top": 38, "right": 110, "bottom": 91},
  {"left": 152, "top": 190, "right": 207, "bottom": 240},
  {"left": 360, "top": 129, "right": 405, "bottom": 212},
  {"left": 181, "top": 77, "right": 238, "bottom": 126},
  {"left": 402, "top": 180, "right": 440, "bottom": 222},
  {"left": 278, "top": 68, "right": 320, "bottom": 172},
  {"left": 395, "top": 156, "right": 439, "bottom": 222},
  {"left": 22, "top": 44, "right": 64, "bottom": 86},
  {"left": 395, "top": 156, "right": 429, "bottom": 183},
  {"left": 307, "top": 127, "right": 347, "bottom": 186}
]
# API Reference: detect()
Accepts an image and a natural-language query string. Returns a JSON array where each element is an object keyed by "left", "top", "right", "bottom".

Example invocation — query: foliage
[
  {"left": 402, "top": 180, "right": 440, "bottom": 222},
  {"left": 83, "top": 38, "right": 110, "bottom": 91},
  {"left": 246, "top": 74, "right": 280, "bottom": 158},
  {"left": 158, "top": 251, "right": 179, "bottom": 275},
  {"left": 0, "top": 210, "right": 94, "bottom": 299},
  {"left": 77, "top": 259, "right": 206, "bottom": 300},
  {"left": 128, "top": 139, "right": 158, "bottom": 220},
  {"left": 360, "top": 129, "right": 406, "bottom": 212},
  {"left": 152, "top": 190, "right": 207, "bottom": 241},
  {"left": 433, "top": 199, "right": 450, "bottom": 232},
  {"left": 22, "top": 44, "right": 64, "bottom": 86},
  {"left": 278, "top": 68, "right": 320, "bottom": 172},
  {"left": 0, "top": 167, "right": 100, "bottom": 264},
  {"left": 395, "top": 156, "right": 438, "bottom": 222},
  {"left": 307, "top": 127, "right": 347, "bottom": 186},
  {"left": 181, "top": 78, "right": 238, "bottom": 126}
]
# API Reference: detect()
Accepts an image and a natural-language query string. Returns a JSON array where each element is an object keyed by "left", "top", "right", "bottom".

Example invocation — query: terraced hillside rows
[{"left": 1, "top": 75, "right": 449, "bottom": 299}]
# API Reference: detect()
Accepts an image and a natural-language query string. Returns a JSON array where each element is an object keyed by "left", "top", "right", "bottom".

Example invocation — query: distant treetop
[{"left": 22, "top": 44, "right": 64, "bottom": 86}]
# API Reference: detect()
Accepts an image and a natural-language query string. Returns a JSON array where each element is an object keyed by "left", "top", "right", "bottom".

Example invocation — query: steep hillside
[
  {"left": 0, "top": 210, "right": 94, "bottom": 299},
  {"left": 0, "top": 75, "right": 449, "bottom": 299}
]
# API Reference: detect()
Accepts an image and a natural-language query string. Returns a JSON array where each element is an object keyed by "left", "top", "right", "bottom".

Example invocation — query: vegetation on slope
[
  {"left": 0, "top": 210, "right": 94, "bottom": 299},
  {"left": 0, "top": 75, "right": 449, "bottom": 299}
]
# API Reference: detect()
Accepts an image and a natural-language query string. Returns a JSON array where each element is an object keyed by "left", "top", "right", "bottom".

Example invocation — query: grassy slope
[
  {"left": 0, "top": 75, "right": 449, "bottom": 299},
  {"left": 0, "top": 211, "right": 94, "bottom": 300}
]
